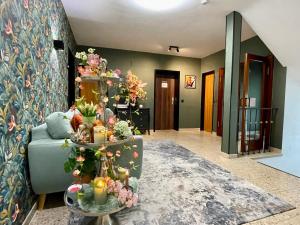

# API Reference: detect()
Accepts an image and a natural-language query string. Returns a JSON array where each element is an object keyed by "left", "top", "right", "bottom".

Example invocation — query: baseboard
[
  {"left": 220, "top": 151, "right": 238, "bottom": 159},
  {"left": 22, "top": 201, "right": 37, "bottom": 225}
]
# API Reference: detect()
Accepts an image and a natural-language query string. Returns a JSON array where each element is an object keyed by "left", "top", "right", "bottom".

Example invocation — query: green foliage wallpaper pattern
[{"left": 0, "top": 0, "right": 76, "bottom": 224}]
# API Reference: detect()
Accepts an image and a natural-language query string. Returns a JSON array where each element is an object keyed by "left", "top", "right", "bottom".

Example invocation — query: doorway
[
  {"left": 200, "top": 71, "right": 215, "bottom": 132},
  {"left": 68, "top": 48, "right": 75, "bottom": 107},
  {"left": 154, "top": 70, "right": 180, "bottom": 131},
  {"left": 240, "top": 53, "right": 274, "bottom": 153}
]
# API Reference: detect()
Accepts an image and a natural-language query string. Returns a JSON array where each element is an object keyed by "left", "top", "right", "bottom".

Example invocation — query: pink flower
[
  {"left": 23, "top": 0, "right": 29, "bottom": 9},
  {"left": 133, "top": 151, "right": 139, "bottom": 159},
  {"left": 75, "top": 76, "right": 82, "bottom": 83},
  {"left": 107, "top": 151, "right": 113, "bottom": 157},
  {"left": 114, "top": 69, "right": 122, "bottom": 76},
  {"left": 107, "top": 80, "right": 113, "bottom": 87},
  {"left": 87, "top": 53, "right": 100, "bottom": 68},
  {"left": 126, "top": 199, "right": 133, "bottom": 208},
  {"left": 132, "top": 193, "right": 138, "bottom": 206},
  {"left": 108, "top": 116, "right": 116, "bottom": 125},
  {"left": 72, "top": 169, "right": 80, "bottom": 177},
  {"left": 5, "top": 20, "right": 13, "bottom": 35},
  {"left": 118, "top": 188, "right": 128, "bottom": 204},
  {"left": 76, "top": 156, "right": 85, "bottom": 163}
]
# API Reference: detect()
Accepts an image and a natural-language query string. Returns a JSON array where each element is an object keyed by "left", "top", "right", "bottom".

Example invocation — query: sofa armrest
[{"left": 28, "top": 139, "right": 74, "bottom": 194}]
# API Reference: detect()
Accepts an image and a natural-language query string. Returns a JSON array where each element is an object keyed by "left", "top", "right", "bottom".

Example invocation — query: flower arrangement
[
  {"left": 107, "top": 179, "right": 138, "bottom": 208},
  {"left": 75, "top": 48, "right": 107, "bottom": 76},
  {"left": 114, "top": 70, "right": 147, "bottom": 106},
  {"left": 113, "top": 121, "right": 133, "bottom": 139}
]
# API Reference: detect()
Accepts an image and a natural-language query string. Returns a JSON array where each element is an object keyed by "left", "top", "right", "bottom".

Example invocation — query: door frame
[
  {"left": 217, "top": 68, "right": 225, "bottom": 136},
  {"left": 240, "top": 53, "right": 274, "bottom": 152},
  {"left": 153, "top": 69, "right": 180, "bottom": 132},
  {"left": 200, "top": 70, "right": 215, "bottom": 131}
]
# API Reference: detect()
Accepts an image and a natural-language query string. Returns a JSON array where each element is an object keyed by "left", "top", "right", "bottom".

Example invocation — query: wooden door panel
[
  {"left": 204, "top": 74, "right": 214, "bottom": 132},
  {"left": 155, "top": 77, "right": 175, "bottom": 130}
]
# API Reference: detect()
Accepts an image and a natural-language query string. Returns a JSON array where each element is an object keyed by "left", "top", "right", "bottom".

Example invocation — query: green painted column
[{"left": 221, "top": 11, "right": 242, "bottom": 155}]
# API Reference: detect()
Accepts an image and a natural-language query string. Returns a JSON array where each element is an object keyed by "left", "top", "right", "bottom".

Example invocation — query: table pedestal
[{"left": 89, "top": 215, "right": 114, "bottom": 225}]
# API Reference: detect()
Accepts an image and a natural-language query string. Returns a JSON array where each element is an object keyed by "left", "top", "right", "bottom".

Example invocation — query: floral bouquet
[
  {"left": 75, "top": 48, "right": 107, "bottom": 76},
  {"left": 114, "top": 70, "right": 147, "bottom": 107}
]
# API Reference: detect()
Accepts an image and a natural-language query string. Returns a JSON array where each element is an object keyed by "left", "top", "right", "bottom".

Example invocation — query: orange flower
[
  {"left": 23, "top": 0, "right": 29, "bottom": 9},
  {"left": 8, "top": 115, "right": 16, "bottom": 132},
  {"left": 107, "top": 151, "right": 113, "bottom": 157}
]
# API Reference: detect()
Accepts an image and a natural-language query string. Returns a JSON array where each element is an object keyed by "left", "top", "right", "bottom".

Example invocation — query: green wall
[
  {"left": 78, "top": 46, "right": 202, "bottom": 129},
  {"left": 201, "top": 36, "right": 286, "bottom": 149},
  {"left": 0, "top": 0, "right": 76, "bottom": 224}
]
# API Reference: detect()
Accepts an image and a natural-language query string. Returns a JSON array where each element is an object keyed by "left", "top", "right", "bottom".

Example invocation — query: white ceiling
[{"left": 61, "top": 0, "right": 257, "bottom": 58}]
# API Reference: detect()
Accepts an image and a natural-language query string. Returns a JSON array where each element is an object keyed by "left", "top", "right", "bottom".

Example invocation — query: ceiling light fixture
[
  {"left": 168, "top": 46, "right": 180, "bottom": 53},
  {"left": 134, "top": 0, "right": 185, "bottom": 11}
]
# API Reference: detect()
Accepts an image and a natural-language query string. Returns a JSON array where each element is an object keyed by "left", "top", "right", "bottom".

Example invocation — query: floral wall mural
[{"left": 0, "top": 0, "right": 76, "bottom": 224}]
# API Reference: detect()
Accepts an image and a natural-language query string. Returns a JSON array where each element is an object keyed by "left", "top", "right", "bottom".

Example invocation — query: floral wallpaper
[{"left": 0, "top": 0, "right": 76, "bottom": 224}]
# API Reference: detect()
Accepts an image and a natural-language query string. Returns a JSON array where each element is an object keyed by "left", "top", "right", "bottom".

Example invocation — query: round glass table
[{"left": 64, "top": 178, "right": 138, "bottom": 225}]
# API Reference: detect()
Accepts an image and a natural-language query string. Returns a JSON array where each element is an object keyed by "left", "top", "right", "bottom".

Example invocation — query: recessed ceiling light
[{"left": 134, "top": 0, "right": 185, "bottom": 11}]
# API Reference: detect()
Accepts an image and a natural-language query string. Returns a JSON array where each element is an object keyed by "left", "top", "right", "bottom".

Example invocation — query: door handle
[{"left": 172, "top": 97, "right": 174, "bottom": 105}]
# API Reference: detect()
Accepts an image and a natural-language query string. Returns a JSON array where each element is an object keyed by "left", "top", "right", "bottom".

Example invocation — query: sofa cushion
[
  {"left": 46, "top": 112, "right": 73, "bottom": 139},
  {"left": 31, "top": 123, "right": 52, "bottom": 141}
]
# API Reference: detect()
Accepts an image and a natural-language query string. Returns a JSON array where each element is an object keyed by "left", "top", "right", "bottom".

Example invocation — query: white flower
[
  {"left": 75, "top": 52, "right": 81, "bottom": 59},
  {"left": 103, "top": 97, "right": 109, "bottom": 103},
  {"left": 82, "top": 55, "right": 87, "bottom": 61},
  {"left": 88, "top": 48, "right": 95, "bottom": 53}
]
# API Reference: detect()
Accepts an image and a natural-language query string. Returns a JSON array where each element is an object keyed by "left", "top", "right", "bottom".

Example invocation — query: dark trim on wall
[
  {"left": 200, "top": 70, "right": 215, "bottom": 131},
  {"left": 154, "top": 69, "right": 180, "bottom": 131}
]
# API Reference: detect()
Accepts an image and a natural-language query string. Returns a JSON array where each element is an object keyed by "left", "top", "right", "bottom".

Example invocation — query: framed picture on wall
[{"left": 185, "top": 75, "right": 196, "bottom": 89}]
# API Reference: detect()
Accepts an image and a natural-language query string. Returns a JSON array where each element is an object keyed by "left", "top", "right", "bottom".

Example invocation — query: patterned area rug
[{"left": 69, "top": 141, "right": 294, "bottom": 225}]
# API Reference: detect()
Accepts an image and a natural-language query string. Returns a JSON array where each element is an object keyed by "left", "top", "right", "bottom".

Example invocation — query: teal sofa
[{"left": 28, "top": 123, "right": 143, "bottom": 209}]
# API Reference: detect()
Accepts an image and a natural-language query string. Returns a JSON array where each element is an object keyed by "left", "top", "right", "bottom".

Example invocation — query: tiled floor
[{"left": 30, "top": 129, "right": 300, "bottom": 225}]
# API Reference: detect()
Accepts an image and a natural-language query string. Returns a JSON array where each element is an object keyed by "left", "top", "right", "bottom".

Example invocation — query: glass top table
[{"left": 64, "top": 177, "right": 138, "bottom": 225}]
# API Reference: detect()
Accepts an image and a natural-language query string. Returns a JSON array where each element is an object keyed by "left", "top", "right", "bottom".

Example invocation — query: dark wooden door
[
  {"left": 155, "top": 77, "right": 175, "bottom": 130},
  {"left": 217, "top": 68, "right": 225, "bottom": 136},
  {"left": 241, "top": 53, "right": 274, "bottom": 152}
]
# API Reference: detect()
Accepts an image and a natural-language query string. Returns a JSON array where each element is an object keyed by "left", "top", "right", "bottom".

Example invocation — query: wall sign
[{"left": 161, "top": 81, "right": 168, "bottom": 88}]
